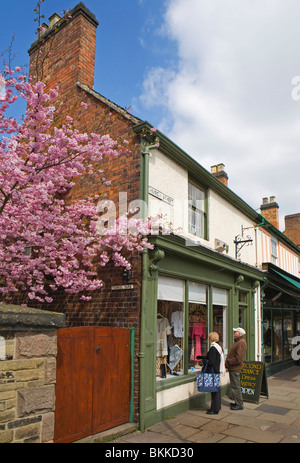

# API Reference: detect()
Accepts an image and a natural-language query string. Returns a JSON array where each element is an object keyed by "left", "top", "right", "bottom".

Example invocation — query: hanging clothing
[
  {"left": 171, "top": 310, "right": 184, "bottom": 338},
  {"left": 190, "top": 322, "right": 206, "bottom": 360},
  {"left": 168, "top": 344, "right": 183, "bottom": 371},
  {"left": 157, "top": 316, "right": 172, "bottom": 357}
]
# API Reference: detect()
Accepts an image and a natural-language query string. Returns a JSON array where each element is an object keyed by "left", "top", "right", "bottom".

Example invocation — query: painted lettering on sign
[{"left": 240, "top": 361, "right": 268, "bottom": 403}]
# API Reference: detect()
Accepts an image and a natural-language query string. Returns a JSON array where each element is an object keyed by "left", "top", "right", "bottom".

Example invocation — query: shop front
[
  {"left": 139, "top": 234, "right": 264, "bottom": 430},
  {"left": 262, "top": 263, "right": 300, "bottom": 375}
]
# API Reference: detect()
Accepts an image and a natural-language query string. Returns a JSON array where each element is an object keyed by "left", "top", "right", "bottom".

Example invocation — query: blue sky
[
  {"left": 1, "top": 0, "right": 300, "bottom": 231},
  {"left": 0, "top": 0, "right": 173, "bottom": 121}
]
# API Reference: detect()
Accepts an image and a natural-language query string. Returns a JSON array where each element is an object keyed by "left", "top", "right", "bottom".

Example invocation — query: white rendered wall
[{"left": 148, "top": 149, "right": 257, "bottom": 266}]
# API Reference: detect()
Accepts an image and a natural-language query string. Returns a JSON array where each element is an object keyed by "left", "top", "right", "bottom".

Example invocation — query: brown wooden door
[
  {"left": 54, "top": 327, "right": 131, "bottom": 443},
  {"left": 92, "top": 327, "right": 130, "bottom": 433}
]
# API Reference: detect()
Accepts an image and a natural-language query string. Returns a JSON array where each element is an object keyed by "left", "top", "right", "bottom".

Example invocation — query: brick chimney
[
  {"left": 284, "top": 213, "right": 300, "bottom": 247},
  {"left": 28, "top": 3, "right": 99, "bottom": 95},
  {"left": 260, "top": 196, "right": 279, "bottom": 229},
  {"left": 211, "top": 164, "right": 228, "bottom": 186}
]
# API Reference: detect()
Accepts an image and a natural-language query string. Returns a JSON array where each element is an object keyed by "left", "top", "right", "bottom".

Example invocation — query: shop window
[
  {"left": 212, "top": 287, "right": 228, "bottom": 354},
  {"left": 188, "top": 282, "right": 208, "bottom": 371},
  {"left": 263, "top": 309, "right": 272, "bottom": 363},
  {"left": 297, "top": 311, "right": 300, "bottom": 336},
  {"left": 273, "top": 310, "right": 283, "bottom": 361},
  {"left": 238, "top": 291, "right": 248, "bottom": 329},
  {"left": 283, "top": 311, "right": 293, "bottom": 360},
  {"left": 156, "top": 276, "right": 185, "bottom": 380},
  {"left": 263, "top": 309, "right": 294, "bottom": 363},
  {"left": 188, "top": 182, "right": 206, "bottom": 238}
]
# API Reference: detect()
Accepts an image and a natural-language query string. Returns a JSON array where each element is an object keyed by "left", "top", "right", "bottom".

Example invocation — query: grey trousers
[{"left": 229, "top": 371, "right": 243, "bottom": 407}]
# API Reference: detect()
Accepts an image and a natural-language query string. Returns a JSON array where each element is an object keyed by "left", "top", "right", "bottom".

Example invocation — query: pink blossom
[{"left": 0, "top": 70, "right": 152, "bottom": 303}]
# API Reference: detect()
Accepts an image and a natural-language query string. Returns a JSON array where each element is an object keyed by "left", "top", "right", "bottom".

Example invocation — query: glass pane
[
  {"left": 188, "top": 302, "right": 208, "bottom": 371},
  {"left": 156, "top": 298, "right": 184, "bottom": 381},
  {"left": 212, "top": 305, "right": 227, "bottom": 353},
  {"left": 157, "top": 276, "right": 184, "bottom": 302},
  {"left": 283, "top": 311, "right": 293, "bottom": 360},
  {"left": 188, "top": 183, "right": 205, "bottom": 237},
  {"left": 273, "top": 310, "right": 283, "bottom": 361},
  {"left": 189, "top": 282, "right": 206, "bottom": 303},
  {"left": 262, "top": 309, "right": 272, "bottom": 363},
  {"left": 212, "top": 287, "right": 228, "bottom": 306},
  {"left": 239, "top": 307, "right": 245, "bottom": 328}
]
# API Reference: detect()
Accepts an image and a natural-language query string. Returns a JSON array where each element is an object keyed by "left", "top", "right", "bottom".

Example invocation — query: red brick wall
[
  {"left": 27, "top": 5, "right": 143, "bottom": 421},
  {"left": 284, "top": 214, "right": 300, "bottom": 247},
  {"left": 261, "top": 202, "right": 279, "bottom": 229},
  {"left": 29, "top": 6, "right": 97, "bottom": 93}
]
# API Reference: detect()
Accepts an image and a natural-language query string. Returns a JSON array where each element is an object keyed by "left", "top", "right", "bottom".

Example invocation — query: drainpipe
[
  {"left": 254, "top": 217, "right": 265, "bottom": 267},
  {"left": 139, "top": 250, "right": 148, "bottom": 433},
  {"left": 138, "top": 138, "right": 157, "bottom": 432},
  {"left": 254, "top": 217, "right": 265, "bottom": 360}
]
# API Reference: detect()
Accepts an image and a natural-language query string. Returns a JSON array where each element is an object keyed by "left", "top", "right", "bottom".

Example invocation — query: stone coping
[{"left": 0, "top": 303, "right": 66, "bottom": 331}]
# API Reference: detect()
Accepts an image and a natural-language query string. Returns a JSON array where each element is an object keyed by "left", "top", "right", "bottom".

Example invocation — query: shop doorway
[{"left": 54, "top": 326, "right": 131, "bottom": 443}]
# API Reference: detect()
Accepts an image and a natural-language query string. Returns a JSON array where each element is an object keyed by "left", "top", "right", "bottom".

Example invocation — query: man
[{"left": 225, "top": 327, "right": 247, "bottom": 410}]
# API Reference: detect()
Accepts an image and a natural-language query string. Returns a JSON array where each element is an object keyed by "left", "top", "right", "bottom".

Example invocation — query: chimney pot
[
  {"left": 260, "top": 196, "right": 279, "bottom": 229},
  {"left": 211, "top": 163, "right": 228, "bottom": 186},
  {"left": 37, "top": 23, "right": 49, "bottom": 39},
  {"left": 48, "top": 13, "right": 61, "bottom": 29}
]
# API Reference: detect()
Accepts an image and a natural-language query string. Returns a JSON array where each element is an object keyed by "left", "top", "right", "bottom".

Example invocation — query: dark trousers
[{"left": 210, "top": 389, "right": 221, "bottom": 412}]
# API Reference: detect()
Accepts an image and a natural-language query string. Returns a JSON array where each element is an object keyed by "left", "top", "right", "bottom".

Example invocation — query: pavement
[{"left": 76, "top": 366, "right": 300, "bottom": 444}]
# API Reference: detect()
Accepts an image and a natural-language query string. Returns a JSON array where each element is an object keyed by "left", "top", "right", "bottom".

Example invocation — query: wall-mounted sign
[
  {"left": 148, "top": 186, "right": 174, "bottom": 206},
  {"left": 111, "top": 285, "right": 134, "bottom": 291}
]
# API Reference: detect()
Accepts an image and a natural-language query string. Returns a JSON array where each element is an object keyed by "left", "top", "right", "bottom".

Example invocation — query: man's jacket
[{"left": 225, "top": 336, "right": 247, "bottom": 372}]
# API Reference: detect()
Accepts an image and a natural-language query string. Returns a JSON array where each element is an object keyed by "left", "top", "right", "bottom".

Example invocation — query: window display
[
  {"left": 156, "top": 276, "right": 184, "bottom": 379},
  {"left": 188, "top": 282, "right": 208, "bottom": 370},
  {"left": 263, "top": 309, "right": 295, "bottom": 363},
  {"left": 212, "top": 287, "right": 228, "bottom": 354},
  {"left": 156, "top": 278, "right": 228, "bottom": 380}
]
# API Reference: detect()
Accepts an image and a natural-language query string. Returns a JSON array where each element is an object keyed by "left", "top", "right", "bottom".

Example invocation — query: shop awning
[{"left": 273, "top": 269, "right": 300, "bottom": 290}]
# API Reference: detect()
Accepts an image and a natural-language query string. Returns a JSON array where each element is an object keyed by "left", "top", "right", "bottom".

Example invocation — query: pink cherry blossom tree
[{"left": 0, "top": 66, "right": 153, "bottom": 304}]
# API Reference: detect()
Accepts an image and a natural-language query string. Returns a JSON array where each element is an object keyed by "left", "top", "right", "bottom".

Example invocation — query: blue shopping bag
[{"left": 196, "top": 362, "right": 220, "bottom": 393}]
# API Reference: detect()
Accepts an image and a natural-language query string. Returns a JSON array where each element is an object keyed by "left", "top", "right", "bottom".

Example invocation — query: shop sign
[{"left": 240, "top": 361, "right": 268, "bottom": 403}]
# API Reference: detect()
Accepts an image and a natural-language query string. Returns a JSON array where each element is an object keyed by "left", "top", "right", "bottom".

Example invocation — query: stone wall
[{"left": 0, "top": 304, "right": 65, "bottom": 443}]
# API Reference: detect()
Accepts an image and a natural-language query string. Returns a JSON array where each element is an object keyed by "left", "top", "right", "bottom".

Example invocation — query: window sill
[{"left": 156, "top": 371, "right": 197, "bottom": 392}]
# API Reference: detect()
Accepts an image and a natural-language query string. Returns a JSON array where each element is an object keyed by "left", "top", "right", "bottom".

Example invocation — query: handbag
[{"left": 196, "top": 361, "right": 220, "bottom": 393}]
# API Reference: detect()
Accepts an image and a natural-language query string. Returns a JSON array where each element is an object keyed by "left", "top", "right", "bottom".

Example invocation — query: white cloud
[{"left": 139, "top": 0, "right": 300, "bottom": 230}]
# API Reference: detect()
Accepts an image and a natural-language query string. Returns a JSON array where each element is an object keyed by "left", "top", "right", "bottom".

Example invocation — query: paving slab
[
  {"left": 257, "top": 411, "right": 299, "bottom": 425},
  {"left": 162, "top": 412, "right": 210, "bottom": 429},
  {"left": 217, "top": 435, "right": 247, "bottom": 443},
  {"left": 149, "top": 423, "right": 199, "bottom": 440},
  {"left": 266, "top": 421, "right": 300, "bottom": 439},
  {"left": 221, "top": 426, "right": 284, "bottom": 443},
  {"left": 113, "top": 430, "right": 188, "bottom": 444},
  {"left": 187, "top": 430, "right": 224, "bottom": 443},
  {"left": 200, "top": 420, "right": 230, "bottom": 433}
]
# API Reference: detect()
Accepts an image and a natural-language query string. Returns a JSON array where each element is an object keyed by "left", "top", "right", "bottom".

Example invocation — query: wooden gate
[{"left": 54, "top": 326, "right": 131, "bottom": 443}]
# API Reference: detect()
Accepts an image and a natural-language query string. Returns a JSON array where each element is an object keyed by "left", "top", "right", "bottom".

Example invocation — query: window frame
[{"left": 188, "top": 180, "right": 208, "bottom": 240}]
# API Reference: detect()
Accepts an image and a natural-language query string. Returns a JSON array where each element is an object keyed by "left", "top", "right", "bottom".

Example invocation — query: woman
[{"left": 197, "top": 332, "right": 225, "bottom": 415}]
